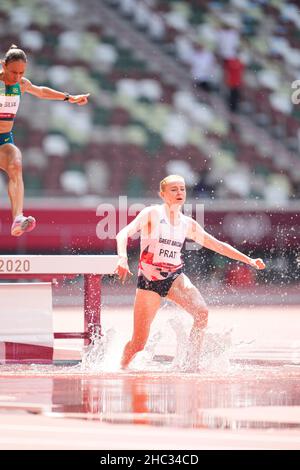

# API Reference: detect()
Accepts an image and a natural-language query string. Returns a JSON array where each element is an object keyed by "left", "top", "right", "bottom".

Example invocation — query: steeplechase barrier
[{"left": 0, "top": 255, "right": 118, "bottom": 363}]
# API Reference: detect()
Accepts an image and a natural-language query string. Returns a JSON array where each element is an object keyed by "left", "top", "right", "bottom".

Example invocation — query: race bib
[
  {"left": 152, "top": 237, "right": 183, "bottom": 266},
  {"left": 0, "top": 94, "right": 20, "bottom": 119}
]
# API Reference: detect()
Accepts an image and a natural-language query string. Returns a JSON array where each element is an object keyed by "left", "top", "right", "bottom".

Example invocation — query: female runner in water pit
[{"left": 115, "top": 175, "right": 265, "bottom": 368}]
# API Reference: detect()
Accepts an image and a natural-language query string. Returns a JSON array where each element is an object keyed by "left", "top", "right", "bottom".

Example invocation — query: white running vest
[{"left": 138, "top": 205, "right": 189, "bottom": 281}]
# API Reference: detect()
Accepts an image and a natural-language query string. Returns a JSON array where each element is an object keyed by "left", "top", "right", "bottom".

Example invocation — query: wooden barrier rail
[{"left": 0, "top": 255, "right": 118, "bottom": 343}]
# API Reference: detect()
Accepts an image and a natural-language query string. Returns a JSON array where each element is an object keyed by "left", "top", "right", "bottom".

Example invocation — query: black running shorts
[{"left": 137, "top": 269, "right": 183, "bottom": 297}]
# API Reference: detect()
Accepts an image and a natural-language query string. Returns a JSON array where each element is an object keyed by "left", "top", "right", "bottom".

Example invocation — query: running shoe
[{"left": 11, "top": 215, "right": 36, "bottom": 237}]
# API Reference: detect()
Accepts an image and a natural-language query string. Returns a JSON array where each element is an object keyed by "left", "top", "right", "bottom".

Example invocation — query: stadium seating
[{"left": 0, "top": 0, "right": 299, "bottom": 200}]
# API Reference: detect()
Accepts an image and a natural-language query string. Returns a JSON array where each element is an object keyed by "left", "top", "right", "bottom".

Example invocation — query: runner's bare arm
[
  {"left": 187, "top": 219, "right": 265, "bottom": 270},
  {"left": 115, "top": 207, "right": 157, "bottom": 282},
  {"left": 21, "top": 78, "right": 89, "bottom": 105}
]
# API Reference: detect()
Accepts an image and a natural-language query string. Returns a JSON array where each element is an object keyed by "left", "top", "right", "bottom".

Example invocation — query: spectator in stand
[
  {"left": 217, "top": 22, "right": 240, "bottom": 63},
  {"left": 224, "top": 52, "right": 244, "bottom": 113},
  {"left": 192, "top": 168, "right": 216, "bottom": 198},
  {"left": 188, "top": 43, "right": 217, "bottom": 93}
]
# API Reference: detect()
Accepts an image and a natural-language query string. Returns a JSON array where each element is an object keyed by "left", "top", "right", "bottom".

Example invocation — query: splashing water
[
  {"left": 168, "top": 317, "right": 189, "bottom": 370},
  {"left": 197, "top": 328, "right": 233, "bottom": 371},
  {"left": 169, "top": 316, "right": 233, "bottom": 372},
  {"left": 81, "top": 328, "right": 116, "bottom": 372},
  {"left": 125, "top": 313, "right": 235, "bottom": 373},
  {"left": 78, "top": 311, "right": 239, "bottom": 373},
  {"left": 128, "top": 331, "right": 162, "bottom": 371}
]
